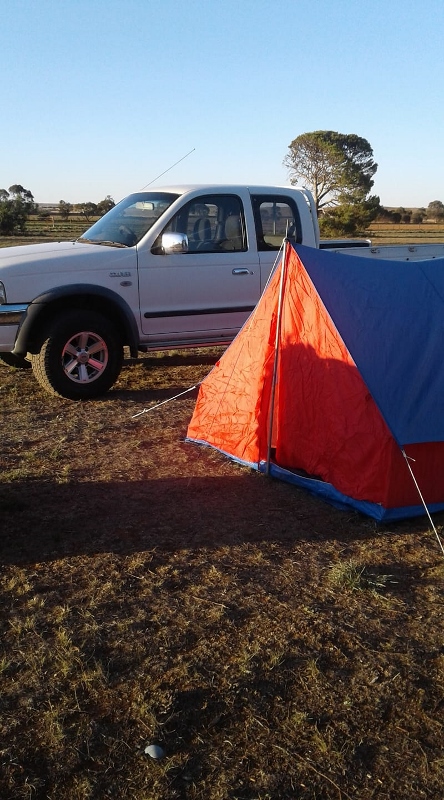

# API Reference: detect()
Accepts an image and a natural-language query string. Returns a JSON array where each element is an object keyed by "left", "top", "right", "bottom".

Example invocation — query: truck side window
[
  {"left": 251, "top": 196, "right": 301, "bottom": 250},
  {"left": 152, "top": 194, "right": 247, "bottom": 254}
]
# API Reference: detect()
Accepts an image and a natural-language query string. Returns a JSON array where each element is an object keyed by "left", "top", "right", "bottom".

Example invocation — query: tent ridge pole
[{"left": 266, "top": 238, "right": 289, "bottom": 475}]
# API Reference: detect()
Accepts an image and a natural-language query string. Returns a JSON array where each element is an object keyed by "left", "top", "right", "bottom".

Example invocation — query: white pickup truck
[{"left": 1, "top": 183, "right": 444, "bottom": 400}]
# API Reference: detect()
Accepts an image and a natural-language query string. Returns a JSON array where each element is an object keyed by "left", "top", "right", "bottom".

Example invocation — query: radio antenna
[{"left": 140, "top": 148, "right": 196, "bottom": 189}]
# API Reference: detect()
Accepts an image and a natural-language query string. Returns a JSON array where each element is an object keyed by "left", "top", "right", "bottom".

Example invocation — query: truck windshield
[{"left": 77, "top": 192, "right": 179, "bottom": 247}]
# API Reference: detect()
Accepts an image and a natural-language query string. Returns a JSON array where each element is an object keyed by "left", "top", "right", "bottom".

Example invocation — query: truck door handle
[{"left": 232, "top": 268, "right": 253, "bottom": 275}]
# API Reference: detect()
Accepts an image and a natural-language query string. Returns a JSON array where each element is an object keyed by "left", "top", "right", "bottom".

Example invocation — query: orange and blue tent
[{"left": 187, "top": 242, "right": 444, "bottom": 521}]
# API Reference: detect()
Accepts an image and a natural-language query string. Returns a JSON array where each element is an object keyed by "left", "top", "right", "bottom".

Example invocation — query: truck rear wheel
[{"left": 31, "top": 310, "right": 124, "bottom": 400}]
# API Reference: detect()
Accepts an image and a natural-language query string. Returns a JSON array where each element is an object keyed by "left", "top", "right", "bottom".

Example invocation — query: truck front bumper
[{"left": 0, "top": 304, "right": 28, "bottom": 351}]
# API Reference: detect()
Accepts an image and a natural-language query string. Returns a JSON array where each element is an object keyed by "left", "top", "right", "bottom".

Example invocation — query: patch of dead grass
[{"left": 1, "top": 352, "right": 444, "bottom": 799}]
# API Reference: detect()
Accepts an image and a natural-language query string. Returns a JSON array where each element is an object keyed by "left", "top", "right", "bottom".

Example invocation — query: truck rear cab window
[
  {"left": 251, "top": 195, "right": 302, "bottom": 250},
  {"left": 152, "top": 194, "right": 247, "bottom": 254}
]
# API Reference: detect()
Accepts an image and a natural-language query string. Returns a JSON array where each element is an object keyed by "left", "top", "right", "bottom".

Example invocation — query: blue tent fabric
[
  {"left": 259, "top": 461, "right": 444, "bottom": 522},
  {"left": 294, "top": 244, "right": 444, "bottom": 446}
]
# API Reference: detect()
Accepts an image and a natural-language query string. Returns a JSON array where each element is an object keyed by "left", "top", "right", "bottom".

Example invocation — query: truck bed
[{"left": 328, "top": 242, "right": 444, "bottom": 262}]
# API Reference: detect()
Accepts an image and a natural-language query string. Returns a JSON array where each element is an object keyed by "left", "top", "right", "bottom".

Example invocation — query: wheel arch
[{"left": 13, "top": 284, "right": 139, "bottom": 357}]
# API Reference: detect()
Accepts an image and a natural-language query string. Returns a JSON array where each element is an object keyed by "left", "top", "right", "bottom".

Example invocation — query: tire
[
  {"left": 0, "top": 352, "right": 32, "bottom": 369},
  {"left": 31, "top": 310, "right": 124, "bottom": 400}
]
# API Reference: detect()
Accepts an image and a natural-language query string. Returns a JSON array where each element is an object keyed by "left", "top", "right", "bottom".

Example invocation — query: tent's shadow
[
  {"left": 0, "top": 473, "right": 433, "bottom": 567},
  {"left": 110, "top": 382, "right": 201, "bottom": 404}
]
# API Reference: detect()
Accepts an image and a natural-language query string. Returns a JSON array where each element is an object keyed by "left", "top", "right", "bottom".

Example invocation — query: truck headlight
[{"left": 0, "top": 282, "right": 6, "bottom": 304}]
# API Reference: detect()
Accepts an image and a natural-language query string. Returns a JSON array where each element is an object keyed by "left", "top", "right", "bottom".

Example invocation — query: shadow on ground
[{"left": 0, "top": 472, "right": 432, "bottom": 566}]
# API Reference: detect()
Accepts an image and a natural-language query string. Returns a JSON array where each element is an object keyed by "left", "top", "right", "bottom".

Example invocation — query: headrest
[{"left": 224, "top": 215, "right": 241, "bottom": 238}]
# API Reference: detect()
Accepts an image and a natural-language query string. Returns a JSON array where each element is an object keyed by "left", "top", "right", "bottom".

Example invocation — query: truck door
[
  {"left": 137, "top": 193, "right": 260, "bottom": 344},
  {"left": 250, "top": 194, "right": 303, "bottom": 291}
]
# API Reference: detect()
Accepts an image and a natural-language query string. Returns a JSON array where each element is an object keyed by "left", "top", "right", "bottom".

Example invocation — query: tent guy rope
[
  {"left": 401, "top": 449, "right": 444, "bottom": 556},
  {"left": 131, "top": 384, "right": 200, "bottom": 418}
]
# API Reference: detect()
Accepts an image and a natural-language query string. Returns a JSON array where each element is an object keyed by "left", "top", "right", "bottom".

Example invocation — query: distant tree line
[
  {"left": 57, "top": 195, "right": 115, "bottom": 222},
  {"left": 376, "top": 201, "right": 444, "bottom": 224},
  {"left": 0, "top": 187, "right": 115, "bottom": 235},
  {"left": 2, "top": 173, "right": 444, "bottom": 239}
]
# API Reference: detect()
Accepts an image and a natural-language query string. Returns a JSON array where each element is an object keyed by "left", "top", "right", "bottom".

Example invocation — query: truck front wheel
[{"left": 31, "top": 310, "right": 124, "bottom": 400}]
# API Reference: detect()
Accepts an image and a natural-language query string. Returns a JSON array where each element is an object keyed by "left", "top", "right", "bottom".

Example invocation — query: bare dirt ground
[{"left": 1, "top": 351, "right": 444, "bottom": 800}]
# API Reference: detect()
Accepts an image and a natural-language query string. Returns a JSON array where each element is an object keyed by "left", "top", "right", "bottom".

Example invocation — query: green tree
[
  {"left": 426, "top": 201, "right": 444, "bottom": 222},
  {"left": 0, "top": 199, "right": 16, "bottom": 234},
  {"left": 0, "top": 185, "right": 35, "bottom": 235},
  {"left": 375, "top": 207, "right": 396, "bottom": 222},
  {"left": 96, "top": 195, "right": 115, "bottom": 216},
  {"left": 283, "top": 131, "right": 378, "bottom": 212},
  {"left": 319, "top": 195, "right": 381, "bottom": 238},
  {"left": 59, "top": 200, "right": 72, "bottom": 220},
  {"left": 284, "top": 131, "right": 380, "bottom": 237},
  {"left": 78, "top": 202, "right": 98, "bottom": 222}
]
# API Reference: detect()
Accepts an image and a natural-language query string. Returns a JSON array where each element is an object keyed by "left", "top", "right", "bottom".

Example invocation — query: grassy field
[
  {"left": 367, "top": 223, "right": 444, "bottom": 245},
  {"left": 1, "top": 350, "right": 444, "bottom": 800},
  {"left": 0, "top": 215, "right": 88, "bottom": 248},
  {"left": 2, "top": 217, "right": 444, "bottom": 249}
]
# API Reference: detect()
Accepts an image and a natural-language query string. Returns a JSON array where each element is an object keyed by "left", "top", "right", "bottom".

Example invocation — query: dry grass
[
  {"left": 1, "top": 350, "right": 444, "bottom": 800},
  {"left": 367, "top": 222, "right": 444, "bottom": 245},
  {"left": 2, "top": 220, "right": 444, "bottom": 250}
]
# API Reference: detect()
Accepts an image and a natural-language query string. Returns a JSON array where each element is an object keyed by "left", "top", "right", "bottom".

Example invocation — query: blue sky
[{"left": 2, "top": 0, "right": 443, "bottom": 207}]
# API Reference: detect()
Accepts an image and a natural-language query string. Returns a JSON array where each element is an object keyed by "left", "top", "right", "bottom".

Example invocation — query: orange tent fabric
[{"left": 187, "top": 261, "right": 281, "bottom": 466}]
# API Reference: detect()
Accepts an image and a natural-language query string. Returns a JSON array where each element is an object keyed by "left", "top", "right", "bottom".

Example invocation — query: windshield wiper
[{"left": 77, "top": 237, "right": 129, "bottom": 248}]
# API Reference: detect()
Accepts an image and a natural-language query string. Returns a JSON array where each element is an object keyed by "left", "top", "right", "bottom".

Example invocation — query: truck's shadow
[{"left": 123, "top": 350, "right": 225, "bottom": 369}]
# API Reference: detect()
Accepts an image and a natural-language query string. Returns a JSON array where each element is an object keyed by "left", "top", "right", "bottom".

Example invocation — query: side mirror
[{"left": 161, "top": 232, "right": 189, "bottom": 254}]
